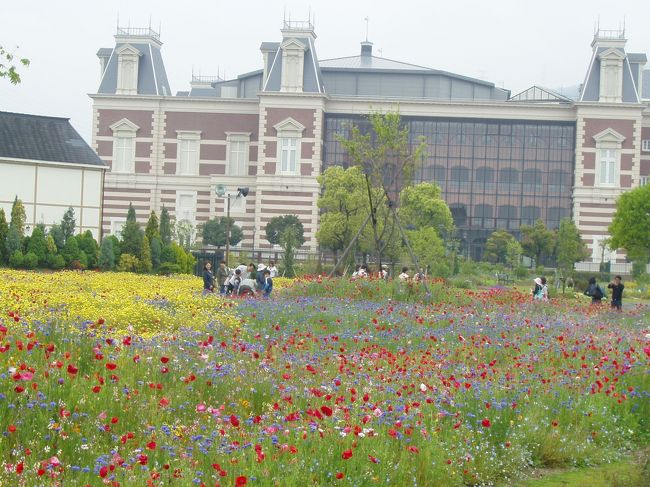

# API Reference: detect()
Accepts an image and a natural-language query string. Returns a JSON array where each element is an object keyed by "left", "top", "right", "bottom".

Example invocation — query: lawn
[{"left": 0, "top": 270, "right": 648, "bottom": 486}]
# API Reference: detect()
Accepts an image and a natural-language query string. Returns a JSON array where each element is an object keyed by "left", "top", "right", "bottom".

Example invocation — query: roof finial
[{"left": 364, "top": 16, "right": 369, "bottom": 42}]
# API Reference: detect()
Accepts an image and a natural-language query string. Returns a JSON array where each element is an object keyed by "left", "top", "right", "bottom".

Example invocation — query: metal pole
[
  {"left": 328, "top": 212, "right": 372, "bottom": 278},
  {"left": 225, "top": 196, "right": 231, "bottom": 265}
]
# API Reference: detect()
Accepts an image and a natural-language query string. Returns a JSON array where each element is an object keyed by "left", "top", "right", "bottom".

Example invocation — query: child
[
  {"left": 540, "top": 277, "right": 549, "bottom": 302},
  {"left": 262, "top": 269, "right": 273, "bottom": 297},
  {"left": 584, "top": 277, "right": 605, "bottom": 305},
  {"left": 607, "top": 275, "right": 624, "bottom": 311},
  {"left": 231, "top": 269, "right": 242, "bottom": 295},
  {"left": 532, "top": 277, "right": 543, "bottom": 300}
]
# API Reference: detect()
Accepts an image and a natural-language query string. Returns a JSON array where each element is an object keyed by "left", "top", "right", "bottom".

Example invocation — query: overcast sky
[{"left": 2, "top": 0, "right": 649, "bottom": 143}]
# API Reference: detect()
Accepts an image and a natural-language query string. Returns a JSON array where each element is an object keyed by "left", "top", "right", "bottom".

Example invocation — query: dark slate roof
[
  {"left": 644, "top": 70, "right": 650, "bottom": 99},
  {"left": 628, "top": 53, "right": 648, "bottom": 63},
  {"left": 263, "top": 37, "right": 324, "bottom": 93},
  {"left": 0, "top": 111, "right": 105, "bottom": 167},
  {"left": 580, "top": 47, "right": 640, "bottom": 103}
]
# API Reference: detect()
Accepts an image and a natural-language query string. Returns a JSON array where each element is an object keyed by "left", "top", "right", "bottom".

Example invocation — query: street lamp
[{"left": 216, "top": 185, "right": 249, "bottom": 265}]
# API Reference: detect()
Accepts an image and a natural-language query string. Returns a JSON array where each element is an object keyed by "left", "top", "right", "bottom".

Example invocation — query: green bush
[
  {"left": 117, "top": 253, "right": 140, "bottom": 273},
  {"left": 515, "top": 266, "right": 529, "bottom": 279},
  {"left": 9, "top": 250, "right": 23, "bottom": 268},
  {"left": 48, "top": 254, "right": 65, "bottom": 270},
  {"left": 158, "top": 262, "right": 181, "bottom": 275},
  {"left": 23, "top": 251, "right": 39, "bottom": 269}
]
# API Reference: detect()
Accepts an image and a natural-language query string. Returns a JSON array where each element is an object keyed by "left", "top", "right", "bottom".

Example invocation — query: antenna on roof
[
  {"left": 159, "top": 21, "right": 162, "bottom": 38},
  {"left": 622, "top": 16, "right": 626, "bottom": 37},
  {"left": 148, "top": 14, "right": 151, "bottom": 30},
  {"left": 364, "top": 16, "right": 369, "bottom": 42},
  {"left": 116, "top": 13, "right": 119, "bottom": 31}
]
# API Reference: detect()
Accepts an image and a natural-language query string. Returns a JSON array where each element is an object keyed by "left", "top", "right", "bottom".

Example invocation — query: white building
[{"left": 0, "top": 111, "right": 107, "bottom": 238}]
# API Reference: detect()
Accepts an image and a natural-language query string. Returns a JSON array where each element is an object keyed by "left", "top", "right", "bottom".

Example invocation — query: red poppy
[
  {"left": 336, "top": 472, "right": 344, "bottom": 479},
  {"left": 99, "top": 466, "right": 108, "bottom": 478},
  {"left": 105, "top": 363, "right": 117, "bottom": 370},
  {"left": 67, "top": 364, "right": 78, "bottom": 375},
  {"left": 342, "top": 449, "right": 353, "bottom": 460},
  {"left": 147, "top": 441, "right": 156, "bottom": 450},
  {"left": 481, "top": 418, "right": 491, "bottom": 428},
  {"left": 235, "top": 476, "right": 247, "bottom": 486},
  {"left": 160, "top": 356, "right": 170, "bottom": 364},
  {"left": 230, "top": 415, "right": 240, "bottom": 427}
]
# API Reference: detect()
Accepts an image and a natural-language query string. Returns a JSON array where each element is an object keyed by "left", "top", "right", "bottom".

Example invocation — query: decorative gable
[
  {"left": 592, "top": 127, "right": 625, "bottom": 146},
  {"left": 116, "top": 44, "right": 142, "bottom": 56},
  {"left": 109, "top": 118, "right": 140, "bottom": 134},
  {"left": 116, "top": 44, "right": 142, "bottom": 95},
  {"left": 597, "top": 48, "right": 626, "bottom": 61},
  {"left": 273, "top": 117, "right": 306, "bottom": 136}
]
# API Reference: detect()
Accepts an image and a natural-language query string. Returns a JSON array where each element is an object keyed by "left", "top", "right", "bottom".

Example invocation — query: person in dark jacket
[
  {"left": 256, "top": 263, "right": 267, "bottom": 291},
  {"left": 215, "top": 260, "right": 229, "bottom": 294},
  {"left": 607, "top": 275, "right": 624, "bottom": 311},
  {"left": 262, "top": 269, "right": 273, "bottom": 297},
  {"left": 202, "top": 261, "right": 214, "bottom": 295},
  {"left": 584, "top": 277, "right": 604, "bottom": 305}
]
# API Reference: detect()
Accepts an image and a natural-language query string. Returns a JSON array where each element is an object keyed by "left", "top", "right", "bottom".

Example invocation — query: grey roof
[
  {"left": 97, "top": 47, "right": 113, "bottom": 57},
  {"left": 0, "top": 111, "right": 105, "bottom": 167},
  {"left": 319, "top": 55, "right": 432, "bottom": 71},
  {"left": 644, "top": 70, "right": 650, "bottom": 99},
  {"left": 263, "top": 37, "right": 324, "bottom": 93},
  {"left": 580, "top": 47, "right": 640, "bottom": 103},
  {"left": 628, "top": 53, "right": 648, "bottom": 63},
  {"left": 260, "top": 42, "right": 280, "bottom": 51},
  {"left": 509, "top": 86, "right": 573, "bottom": 103},
  {"left": 97, "top": 41, "right": 171, "bottom": 96}
]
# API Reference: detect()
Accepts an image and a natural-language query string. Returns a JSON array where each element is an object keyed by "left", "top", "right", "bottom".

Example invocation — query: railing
[
  {"left": 116, "top": 27, "right": 160, "bottom": 40},
  {"left": 283, "top": 20, "right": 314, "bottom": 31},
  {"left": 191, "top": 75, "right": 223, "bottom": 84},
  {"left": 594, "top": 29, "right": 625, "bottom": 40}
]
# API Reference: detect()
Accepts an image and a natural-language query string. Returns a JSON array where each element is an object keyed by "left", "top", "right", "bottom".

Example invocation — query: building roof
[
  {"left": 580, "top": 45, "right": 641, "bottom": 103},
  {"left": 0, "top": 111, "right": 105, "bottom": 167},
  {"left": 263, "top": 36, "right": 325, "bottom": 94},
  {"left": 644, "top": 70, "right": 650, "bottom": 99},
  {"left": 509, "top": 86, "right": 573, "bottom": 103},
  {"left": 319, "top": 55, "right": 432, "bottom": 72}
]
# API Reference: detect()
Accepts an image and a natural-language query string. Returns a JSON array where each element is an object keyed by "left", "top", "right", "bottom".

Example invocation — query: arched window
[
  {"left": 449, "top": 165, "right": 470, "bottom": 190},
  {"left": 450, "top": 204, "right": 468, "bottom": 226},
  {"left": 498, "top": 205, "right": 518, "bottom": 229},
  {"left": 474, "top": 204, "right": 493, "bottom": 228},
  {"left": 521, "top": 206, "right": 541, "bottom": 226},
  {"left": 522, "top": 169, "right": 542, "bottom": 193}
]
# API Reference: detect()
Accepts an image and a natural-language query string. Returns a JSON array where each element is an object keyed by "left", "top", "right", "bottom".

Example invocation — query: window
[
  {"left": 110, "top": 118, "right": 138, "bottom": 173},
  {"left": 280, "top": 137, "right": 299, "bottom": 174},
  {"left": 110, "top": 218, "right": 126, "bottom": 239},
  {"left": 523, "top": 169, "right": 542, "bottom": 193},
  {"left": 599, "top": 148, "right": 618, "bottom": 186},
  {"left": 176, "top": 192, "right": 196, "bottom": 224},
  {"left": 642, "top": 140, "right": 650, "bottom": 152},
  {"left": 227, "top": 133, "right": 250, "bottom": 176},
  {"left": 521, "top": 206, "right": 541, "bottom": 226},
  {"left": 176, "top": 131, "right": 201, "bottom": 176},
  {"left": 640, "top": 176, "right": 648, "bottom": 186}
]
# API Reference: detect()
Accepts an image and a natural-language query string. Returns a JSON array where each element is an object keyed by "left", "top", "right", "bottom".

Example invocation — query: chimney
[{"left": 361, "top": 41, "right": 373, "bottom": 57}]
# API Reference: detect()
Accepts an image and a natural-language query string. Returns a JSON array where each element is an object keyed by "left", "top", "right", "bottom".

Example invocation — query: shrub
[
  {"left": 118, "top": 253, "right": 140, "bottom": 273},
  {"left": 48, "top": 254, "right": 65, "bottom": 270},
  {"left": 9, "top": 250, "right": 23, "bottom": 268},
  {"left": 515, "top": 265, "right": 529, "bottom": 279},
  {"left": 23, "top": 251, "right": 39, "bottom": 269},
  {"left": 158, "top": 262, "right": 181, "bottom": 275}
]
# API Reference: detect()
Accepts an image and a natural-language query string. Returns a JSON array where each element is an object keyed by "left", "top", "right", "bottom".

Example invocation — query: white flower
[{"left": 419, "top": 383, "right": 427, "bottom": 392}]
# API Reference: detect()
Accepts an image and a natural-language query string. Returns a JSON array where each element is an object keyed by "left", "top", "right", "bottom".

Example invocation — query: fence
[{"left": 574, "top": 261, "right": 650, "bottom": 275}]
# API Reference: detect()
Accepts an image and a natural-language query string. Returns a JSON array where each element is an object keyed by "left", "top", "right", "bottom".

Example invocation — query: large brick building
[{"left": 91, "top": 22, "right": 650, "bottom": 266}]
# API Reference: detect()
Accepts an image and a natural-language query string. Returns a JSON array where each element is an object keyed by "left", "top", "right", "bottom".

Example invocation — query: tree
[
  {"left": 175, "top": 220, "right": 195, "bottom": 250},
  {"left": 159, "top": 207, "right": 172, "bottom": 245},
  {"left": 62, "top": 235, "right": 81, "bottom": 266},
  {"left": 339, "top": 112, "right": 426, "bottom": 268},
  {"left": 121, "top": 203, "right": 143, "bottom": 256},
  {"left": 505, "top": 238, "right": 523, "bottom": 269},
  {"left": 10, "top": 196, "right": 26, "bottom": 236},
  {"left": 48, "top": 224, "right": 65, "bottom": 251},
  {"left": 555, "top": 218, "right": 589, "bottom": 274},
  {"left": 484, "top": 230, "right": 519, "bottom": 265},
  {"left": 520, "top": 219, "right": 555, "bottom": 265},
  {"left": 5, "top": 227, "right": 22, "bottom": 256},
  {"left": 138, "top": 235, "right": 153, "bottom": 273},
  {"left": 98, "top": 238, "right": 116, "bottom": 271},
  {"left": 78, "top": 231, "right": 99, "bottom": 268},
  {"left": 117, "top": 254, "right": 140, "bottom": 273},
  {"left": 407, "top": 227, "right": 447, "bottom": 275},
  {"left": 104, "top": 235, "right": 121, "bottom": 263},
  {"left": 61, "top": 207, "right": 76, "bottom": 243},
  {"left": 266, "top": 216, "right": 305, "bottom": 278},
  {"left": 202, "top": 217, "right": 243, "bottom": 248},
  {"left": 399, "top": 182, "right": 454, "bottom": 238},
  {"left": 609, "top": 184, "right": 650, "bottom": 264},
  {"left": 145, "top": 210, "right": 160, "bottom": 241},
  {"left": 26, "top": 226, "right": 47, "bottom": 265},
  {"left": 0, "top": 45, "right": 29, "bottom": 84},
  {"left": 150, "top": 236, "right": 162, "bottom": 270},
  {"left": 0, "top": 209, "right": 8, "bottom": 264}
]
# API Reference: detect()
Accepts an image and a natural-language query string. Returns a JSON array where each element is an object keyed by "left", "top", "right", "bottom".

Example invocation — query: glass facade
[{"left": 323, "top": 115, "right": 575, "bottom": 260}]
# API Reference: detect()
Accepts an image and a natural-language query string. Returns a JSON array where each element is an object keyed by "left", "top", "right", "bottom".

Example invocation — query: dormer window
[
  {"left": 597, "top": 48, "right": 625, "bottom": 103},
  {"left": 116, "top": 44, "right": 142, "bottom": 95},
  {"left": 593, "top": 128, "right": 625, "bottom": 187},
  {"left": 274, "top": 118, "right": 305, "bottom": 175},
  {"left": 280, "top": 38, "right": 307, "bottom": 92},
  {"left": 110, "top": 119, "right": 139, "bottom": 173}
]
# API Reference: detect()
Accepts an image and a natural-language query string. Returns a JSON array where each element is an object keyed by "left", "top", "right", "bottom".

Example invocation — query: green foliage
[
  {"left": 120, "top": 203, "right": 144, "bottom": 256},
  {"left": 10, "top": 196, "right": 26, "bottom": 236},
  {"left": 175, "top": 220, "right": 195, "bottom": 250},
  {"left": 170, "top": 243, "right": 195, "bottom": 274},
  {"left": 399, "top": 182, "right": 454, "bottom": 237},
  {"left": 46, "top": 234, "right": 57, "bottom": 256},
  {"left": 98, "top": 238, "right": 116, "bottom": 271},
  {"left": 520, "top": 219, "right": 555, "bottom": 265},
  {"left": 48, "top": 224, "right": 65, "bottom": 251},
  {"left": 0, "top": 209, "right": 8, "bottom": 263},
  {"left": 138, "top": 235, "right": 153, "bottom": 273},
  {"left": 158, "top": 262, "right": 181, "bottom": 275},
  {"left": 506, "top": 238, "right": 523, "bottom": 269},
  {"left": 77, "top": 231, "right": 99, "bottom": 268},
  {"left": 23, "top": 251, "right": 38, "bottom": 269},
  {"left": 161, "top": 244, "right": 176, "bottom": 264},
  {"left": 62, "top": 235, "right": 80, "bottom": 266},
  {"left": 27, "top": 226, "right": 47, "bottom": 265},
  {"left": 117, "top": 253, "right": 140, "bottom": 273},
  {"left": 159, "top": 207, "right": 172, "bottom": 245},
  {"left": 48, "top": 254, "right": 65, "bottom": 270},
  {"left": 9, "top": 250, "right": 23, "bottom": 268},
  {"left": 145, "top": 210, "right": 160, "bottom": 242},
  {"left": 515, "top": 265, "right": 530, "bottom": 279},
  {"left": 609, "top": 183, "right": 650, "bottom": 263},
  {"left": 5, "top": 226, "right": 22, "bottom": 256},
  {"left": 265, "top": 215, "right": 305, "bottom": 247},
  {"left": 61, "top": 207, "right": 76, "bottom": 243},
  {"left": 202, "top": 217, "right": 243, "bottom": 247},
  {"left": 484, "top": 230, "right": 519, "bottom": 265},
  {"left": 104, "top": 235, "right": 121, "bottom": 263},
  {"left": 150, "top": 236, "right": 162, "bottom": 270},
  {"left": 406, "top": 227, "right": 446, "bottom": 275},
  {"left": 556, "top": 218, "right": 589, "bottom": 274},
  {"left": 0, "top": 45, "right": 30, "bottom": 84}
]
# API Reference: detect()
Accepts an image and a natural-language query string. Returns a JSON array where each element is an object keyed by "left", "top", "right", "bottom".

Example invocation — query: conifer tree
[
  {"left": 139, "top": 235, "right": 153, "bottom": 273},
  {"left": 120, "top": 203, "right": 144, "bottom": 256},
  {"left": 0, "top": 209, "right": 8, "bottom": 264},
  {"left": 61, "top": 207, "right": 76, "bottom": 243},
  {"left": 10, "top": 196, "right": 26, "bottom": 236},
  {"left": 145, "top": 210, "right": 160, "bottom": 241},
  {"left": 98, "top": 238, "right": 115, "bottom": 271},
  {"left": 159, "top": 207, "right": 172, "bottom": 245}
]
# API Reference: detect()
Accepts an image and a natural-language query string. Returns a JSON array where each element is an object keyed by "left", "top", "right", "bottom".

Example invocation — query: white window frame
[
  {"left": 109, "top": 119, "right": 139, "bottom": 174},
  {"left": 274, "top": 118, "right": 305, "bottom": 176},
  {"left": 642, "top": 139, "right": 650, "bottom": 152},
  {"left": 175, "top": 191, "right": 197, "bottom": 225},
  {"left": 110, "top": 218, "right": 127, "bottom": 239},
  {"left": 176, "top": 131, "right": 201, "bottom": 176},
  {"left": 226, "top": 132, "right": 251, "bottom": 176},
  {"left": 592, "top": 128, "right": 625, "bottom": 189},
  {"left": 640, "top": 175, "right": 648, "bottom": 187}
]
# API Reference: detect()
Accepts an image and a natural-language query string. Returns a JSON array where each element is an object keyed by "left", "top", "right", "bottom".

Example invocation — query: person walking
[
  {"left": 607, "top": 275, "right": 624, "bottom": 311},
  {"left": 584, "top": 277, "right": 605, "bottom": 305},
  {"left": 216, "top": 260, "right": 229, "bottom": 294},
  {"left": 202, "top": 261, "right": 215, "bottom": 295}
]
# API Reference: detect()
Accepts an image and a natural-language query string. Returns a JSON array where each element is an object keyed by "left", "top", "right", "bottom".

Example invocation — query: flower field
[{"left": 0, "top": 270, "right": 649, "bottom": 486}]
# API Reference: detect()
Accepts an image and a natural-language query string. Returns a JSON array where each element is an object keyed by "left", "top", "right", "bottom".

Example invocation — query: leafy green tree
[
  {"left": 145, "top": 210, "right": 160, "bottom": 241},
  {"left": 555, "top": 218, "right": 589, "bottom": 274},
  {"left": 407, "top": 227, "right": 446, "bottom": 275},
  {"left": 26, "top": 226, "right": 47, "bottom": 265},
  {"left": 23, "top": 252, "right": 38, "bottom": 269},
  {"left": 138, "top": 235, "right": 153, "bottom": 273},
  {"left": 0, "top": 45, "right": 29, "bottom": 84},
  {"left": 161, "top": 244, "right": 176, "bottom": 264},
  {"left": 104, "top": 235, "right": 121, "bottom": 263},
  {"left": 175, "top": 220, "right": 195, "bottom": 250},
  {"left": 48, "top": 224, "right": 65, "bottom": 251},
  {"left": 121, "top": 203, "right": 143, "bottom": 256},
  {"left": 505, "top": 238, "right": 523, "bottom": 269},
  {"left": 170, "top": 243, "right": 195, "bottom": 274},
  {"left": 98, "top": 238, "right": 116, "bottom": 271},
  {"left": 61, "top": 207, "right": 76, "bottom": 243},
  {"left": 78, "top": 231, "right": 99, "bottom": 268},
  {"left": 9, "top": 250, "right": 23, "bottom": 268},
  {"left": 520, "top": 219, "right": 555, "bottom": 265},
  {"left": 399, "top": 182, "right": 454, "bottom": 238},
  {"left": 117, "top": 254, "right": 140, "bottom": 273},
  {"left": 0, "top": 208, "right": 8, "bottom": 264},
  {"left": 10, "top": 196, "right": 26, "bottom": 236},
  {"left": 484, "top": 230, "right": 518, "bottom": 265},
  {"left": 62, "top": 235, "right": 81, "bottom": 266},
  {"left": 609, "top": 183, "right": 650, "bottom": 264},
  {"left": 48, "top": 254, "right": 65, "bottom": 270},
  {"left": 265, "top": 216, "right": 305, "bottom": 278},
  {"left": 202, "top": 217, "right": 243, "bottom": 247},
  {"left": 46, "top": 234, "right": 57, "bottom": 256},
  {"left": 5, "top": 226, "right": 22, "bottom": 256},
  {"left": 159, "top": 207, "right": 172, "bottom": 245},
  {"left": 150, "top": 236, "right": 162, "bottom": 270}
]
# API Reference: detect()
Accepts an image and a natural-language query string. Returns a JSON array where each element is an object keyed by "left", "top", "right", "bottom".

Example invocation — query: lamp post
[{"left": 216, "top": 186, "right": 249, "bottom": 265}]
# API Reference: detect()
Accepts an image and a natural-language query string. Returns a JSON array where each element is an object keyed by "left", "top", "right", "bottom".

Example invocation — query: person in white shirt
[
  {"left": 268, "top": 262, "right": 279, "bottom": 278},
  {"left": 398, "top": 267, "right": 410, "bottom": 281}
]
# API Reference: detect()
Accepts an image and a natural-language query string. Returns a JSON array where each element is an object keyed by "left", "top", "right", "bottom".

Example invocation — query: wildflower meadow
[{"left": 0, "top": 269, "right": 648, "bottom": 486}]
